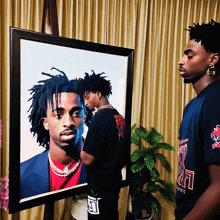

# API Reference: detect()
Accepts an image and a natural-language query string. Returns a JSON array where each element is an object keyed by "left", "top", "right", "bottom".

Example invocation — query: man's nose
[
  {"left": 178, "top": 57, "right": 184, "bottom": 66},
  {"left": 63, "top": 114, "right": 74, "bottom": 127}
]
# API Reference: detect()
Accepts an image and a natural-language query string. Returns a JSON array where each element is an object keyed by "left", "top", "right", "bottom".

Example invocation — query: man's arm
[
  {"left": 183, "top": 164, "right": 220, "bottom": 220},
  {"left": 80, "top": 151, "right": 95, "bottom": 166}
]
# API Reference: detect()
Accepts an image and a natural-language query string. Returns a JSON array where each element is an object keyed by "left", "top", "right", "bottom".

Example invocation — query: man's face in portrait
[{"left": 43, "top": 92, "right": 85, "bottom": 154}]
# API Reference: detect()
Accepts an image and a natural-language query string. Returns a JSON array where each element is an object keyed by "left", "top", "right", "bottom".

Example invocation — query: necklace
[
  {"left": 97, "top": 105, "right": 114, "bottom": 112},
  {"left": 48, "top": 152, "right": 81, "bottom": 178}
]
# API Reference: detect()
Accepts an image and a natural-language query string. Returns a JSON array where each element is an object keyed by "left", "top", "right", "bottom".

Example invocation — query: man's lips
[
  {"left": 87, "top": 105, "right": 95, "bottom": 111},
  {"left": 60, "top": 130, "right": 76, "bottom": 141},
  {"left": 179, "top": 68, "right": 186, "bottom": 76}
]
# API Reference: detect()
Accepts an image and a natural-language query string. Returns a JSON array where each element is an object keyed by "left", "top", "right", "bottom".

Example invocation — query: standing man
[
  {"left": 20, "top": 68, "right": 87, "bottom": 200},
  {"left": 80, "top": 71, "right": 127, "bottom": 220},
  {"left": 176, "top": 20, "right": 220, "bottom": 219}
]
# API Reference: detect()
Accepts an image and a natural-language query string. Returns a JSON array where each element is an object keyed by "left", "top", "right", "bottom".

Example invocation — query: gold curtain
[{"left": 1, "top": 0, "right": 220, "bottom": 220}]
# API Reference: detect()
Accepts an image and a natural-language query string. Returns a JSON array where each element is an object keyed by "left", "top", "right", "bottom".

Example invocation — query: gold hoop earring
[{"left": 207, "top": 62, "right": 216, "bottom": 76}]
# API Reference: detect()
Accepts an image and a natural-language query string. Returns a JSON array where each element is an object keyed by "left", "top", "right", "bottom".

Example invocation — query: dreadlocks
[
  {"left": 186, "top": 19, "right": 220, "bottom": 71},
  {"left": 28, "top": 67, "right": 84, "bottom": 150},
  {"left": 79, "top": 70, "right": 112, "bottom": 97}
]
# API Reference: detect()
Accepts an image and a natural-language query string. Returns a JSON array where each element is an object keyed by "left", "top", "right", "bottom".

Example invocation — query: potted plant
[
  {"left": 71, "top": 193, "right": 88, "bottom": 219},
  {"left": 129, "top": 123, "right": 175, "bottom": 219}
]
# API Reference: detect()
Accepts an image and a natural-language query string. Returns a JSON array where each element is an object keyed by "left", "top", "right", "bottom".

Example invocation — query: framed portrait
[{"left": 9, "top": 27, "right": 133, "bottom": 213}]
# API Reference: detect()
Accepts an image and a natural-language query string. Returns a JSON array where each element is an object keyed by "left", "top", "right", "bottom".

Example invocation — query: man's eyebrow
[
  {"left": 51, "top": 107, "right": 64, "bottom": 113},
  {"left": 51, "top": 106, "right": 83, "bottom": 113},
  {"left": 71, "top": 106, "right": 83, "bottom": 111}
]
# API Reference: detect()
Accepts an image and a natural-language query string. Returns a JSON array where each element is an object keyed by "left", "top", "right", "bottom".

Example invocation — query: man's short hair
[
  {"left": 186, "top": 19, "right": 220, "bottom": 71},
  {"left": 79, "top": 70, "right": 112, "bottom": 97},
  {"left": 28, "top": 67, "right": 84, "bottom": 150}
]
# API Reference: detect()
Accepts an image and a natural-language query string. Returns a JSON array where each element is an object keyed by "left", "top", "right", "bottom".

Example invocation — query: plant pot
[
  {"left": 71, "top": 199, "right": 88, "bottom": 220},
  {"left": 136, "top": 217, "right": 152, "bottom": 220}
]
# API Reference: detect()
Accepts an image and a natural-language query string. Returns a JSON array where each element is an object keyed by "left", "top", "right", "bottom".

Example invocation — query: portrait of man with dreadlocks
[
  {"left": 176, "top": 20, "right": 220, "bottom": 219},
  {"left": 20, "top": 68, "right": 88, "bottom": 200}
]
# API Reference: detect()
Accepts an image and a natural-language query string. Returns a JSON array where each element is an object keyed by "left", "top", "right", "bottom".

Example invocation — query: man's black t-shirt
[
  {"left": 83, "top": 108, "right": 127, "bottom": 192},
  {"left": 175, "top": 80, "right": 220, "bottom": 219}
]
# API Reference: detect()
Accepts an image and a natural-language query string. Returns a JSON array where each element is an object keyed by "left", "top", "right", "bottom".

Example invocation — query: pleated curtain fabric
[{"left": 1, "top": 0, "right": 220, "bottom": 220}]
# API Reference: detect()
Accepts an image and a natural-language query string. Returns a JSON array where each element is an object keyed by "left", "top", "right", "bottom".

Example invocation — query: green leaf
[
  {"left": 131, "top": 161, "right": 145, "bottom": 173},
  {"left": 144, "top": 154, "right": 155, "bottom": 170},
  {"left": 150, "top": 168, "right": 160, "bottom": 181},
  {"left": 131, "top": 123, "right": 136, "bottom": 133},
  {"left": 131, "top": 150, "right": 145, "bottom": 163},
  {"left": 159, "top": 180, "right": 175, "bottom": 194},
  {"left": 156, "top": 153, "right": 171, "bottom": 173},
  {"left": 151, "top": 197, "right": 161, "bottom": 216},
  {"left": 72, "top": 193, "right": 88, "bottom": 202},
  {"left": 155, "top": 143, "right": 175, "bottom": 151},
  {"left": 146, "top": 182, "right": 160, "bottom": 193},
  {"left": 142, "top": 146, "right": 151, "bottom": 153},
  {"left": 132, "top": 132, "right": 139, "bottom": 139},
  {"left": 158, "top": 187, "right": 175, "bottom": 202},
  {"left": 135, "top": 128, "right": 144, "bottom": 138},
  {"left": 144, "top": 127, "right": 163, "bottom": 146},
  {"left": 139, "top": 126, "right": 148, "bottom": 135},
  {"left": 131, "top": 136, "right": 141, "bottom": 146}
]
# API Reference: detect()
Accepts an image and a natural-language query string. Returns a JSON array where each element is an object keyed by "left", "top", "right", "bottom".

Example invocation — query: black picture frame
[{"left": 9, "top": 27, "right": 133, "bottom": 213}]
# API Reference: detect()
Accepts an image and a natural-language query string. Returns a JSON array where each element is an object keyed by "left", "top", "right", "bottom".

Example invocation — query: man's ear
[
  {"left": 96, "top": 91, "right": 102, "bottom": 100},
  {"left": 42, "top": 117, "right": 49, "bottom": 130},
  {"left": 212, "top": 53, "right": 220, "bottom": 65}
]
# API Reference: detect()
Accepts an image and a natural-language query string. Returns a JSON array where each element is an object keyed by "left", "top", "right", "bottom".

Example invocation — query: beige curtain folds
[
  {"left": 1, "top": 0, "right": 220, "bottom": 220},
  {"left": 56, "top": 0, "right": 138, "bottom": 48},
  {"left": 1, "top": 1, "right": 45, "bottom": 220}
]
